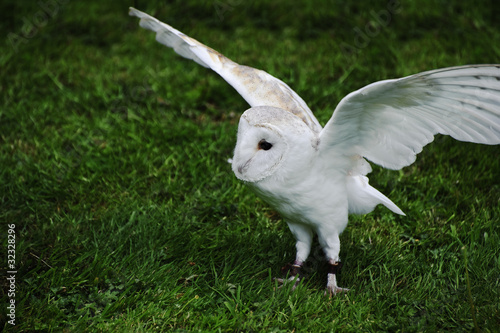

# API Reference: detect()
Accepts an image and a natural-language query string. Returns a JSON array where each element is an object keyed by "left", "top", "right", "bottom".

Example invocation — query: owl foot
[
  {"left": 274, "top": 275, "right": 302, "bottom": 291},
  {"left": 324, "top": 262, "right": 349, "bottom": 297},
  {"left": 274, "top": 261, "right": 303, "bottom": 291},
  {"left": 325, "top": 285, "right": 349, "bottom": 297}
]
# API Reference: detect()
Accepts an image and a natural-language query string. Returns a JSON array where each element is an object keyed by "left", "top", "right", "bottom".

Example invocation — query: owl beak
[{"left": 237, "top": 157, "right": 252, "bottom": 174}]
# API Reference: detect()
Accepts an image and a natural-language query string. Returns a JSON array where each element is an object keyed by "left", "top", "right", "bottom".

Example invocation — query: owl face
[{"left": 231, "top": 106, "right": 317, "bottom": 183}]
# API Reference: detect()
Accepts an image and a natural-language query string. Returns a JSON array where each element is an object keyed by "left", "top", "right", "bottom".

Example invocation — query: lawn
[{"left": 1, "top": 0, "right": 499, "bottom": 331}]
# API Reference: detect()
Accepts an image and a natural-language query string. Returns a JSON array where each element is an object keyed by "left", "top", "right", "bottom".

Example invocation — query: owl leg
[
  {"left": 317, "top": 231, "right": 349, "bottom": 297},
  {"left": 274, "top": 222, "right": 313, "bottom": 290}
]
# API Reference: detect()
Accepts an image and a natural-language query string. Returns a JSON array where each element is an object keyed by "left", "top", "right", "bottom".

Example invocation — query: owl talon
[
  {"left": 274, "top": 275, "right": 302, "bottom": 291},
  {"left": 324, "top": 286, "right": 349, "bottom": 297}
]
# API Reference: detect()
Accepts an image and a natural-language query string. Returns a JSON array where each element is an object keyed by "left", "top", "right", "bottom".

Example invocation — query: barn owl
[{"left": 129, "top": 7, "right": 500, "bottom": 295}]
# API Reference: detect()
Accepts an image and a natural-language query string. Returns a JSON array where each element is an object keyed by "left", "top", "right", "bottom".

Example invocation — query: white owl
[{"left": 130, "top": 8, "right": 500, "bottom": 295}]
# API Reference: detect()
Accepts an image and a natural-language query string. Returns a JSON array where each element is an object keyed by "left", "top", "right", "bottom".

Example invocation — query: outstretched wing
[
  {"left": 129, "top": 7, "right": 322, "bottom": 133},
  {"left": 320, "top": 65, "right": 500, "bottom": 170}
]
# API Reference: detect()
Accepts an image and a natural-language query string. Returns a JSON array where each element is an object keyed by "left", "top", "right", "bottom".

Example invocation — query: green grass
[{"left": 1, "top": 0, "right": 500, "bottom": 331}]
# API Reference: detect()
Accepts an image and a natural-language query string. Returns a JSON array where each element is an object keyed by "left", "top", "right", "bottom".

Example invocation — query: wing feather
[
  {"left": 320, "top": 65, "right": 500, "bottom": 170},
  {"left": 129, "top": 7, "right": 322, "bottom": 133}
]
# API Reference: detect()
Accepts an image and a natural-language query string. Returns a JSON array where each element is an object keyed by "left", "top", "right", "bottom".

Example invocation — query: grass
[{"left": 1, "top": 0, "right": 499, "bottom": 331}]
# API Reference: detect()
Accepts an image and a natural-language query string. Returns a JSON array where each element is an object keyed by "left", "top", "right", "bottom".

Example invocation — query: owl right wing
[
  {"left": 129, "top": 7, "right": 322, "bottom": 133},
  {"left": 319, "top": 65, "right": 500, "bottom": 170}
]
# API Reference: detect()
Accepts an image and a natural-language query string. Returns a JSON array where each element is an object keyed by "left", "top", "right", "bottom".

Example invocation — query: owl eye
[{"left": 258, "top": 139, "right": 273, "bottom": 151}]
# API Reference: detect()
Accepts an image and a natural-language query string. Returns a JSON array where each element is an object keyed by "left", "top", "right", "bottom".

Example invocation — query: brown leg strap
[
  {"left": 281, "top": 260, "right": 303, "bottom": 277},
  {"left": 328, "top": 262, "right": 343, "bottom": 275}
]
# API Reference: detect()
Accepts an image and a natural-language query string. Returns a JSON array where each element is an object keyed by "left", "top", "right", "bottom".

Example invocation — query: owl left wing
[
  {"left": 319, "top": 65, "right": 500, "bottom": 170},
  {"left": 129, "top": 7, "right": 322, "bottom": 133}
]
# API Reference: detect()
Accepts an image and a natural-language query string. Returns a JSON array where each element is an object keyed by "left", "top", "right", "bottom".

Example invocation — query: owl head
[{"left": 231, "top": 106, "right": 318, "bottom": 183}]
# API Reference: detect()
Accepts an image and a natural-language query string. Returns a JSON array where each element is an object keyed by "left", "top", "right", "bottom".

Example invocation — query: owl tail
[{"left": 346, "top": 175, "right": 405, "bottom": 216}]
